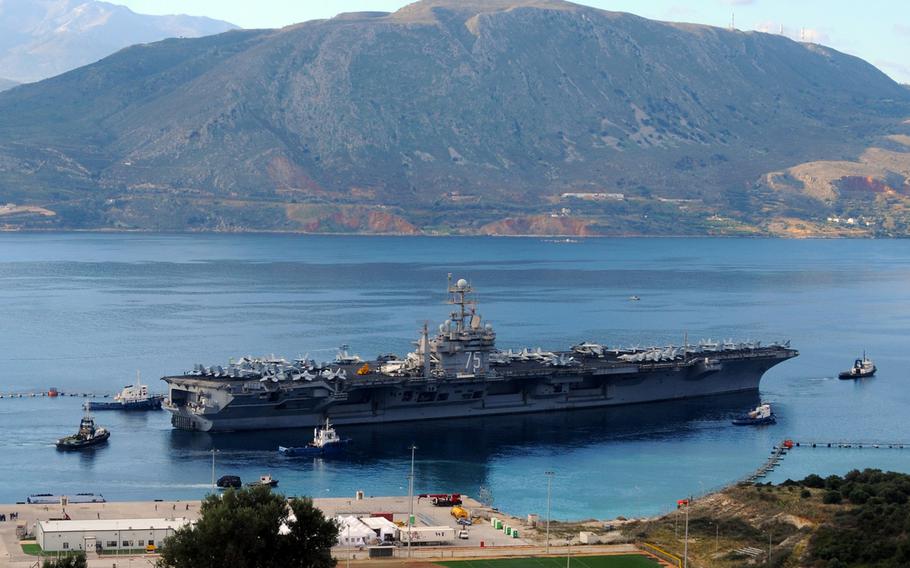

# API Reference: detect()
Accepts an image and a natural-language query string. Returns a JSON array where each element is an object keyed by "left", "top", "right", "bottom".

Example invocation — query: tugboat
[
  {"left": 216, "top": 475, "right": 242, "bottom": 489},
  {"left": 56, "top": 407, "right": 111, "bottom": 450},
  {"left": 839, "top": 353, "right": 876, "bottom": 380},
  {"left": 732, "top": 403, "right": 776, "bottom": 426},
  {"left": 246, "top": 474, "right": 278, "bottom": 488},
  {"left": 278, "top": 418, "right": 351, "bottom": 457},
  {"left": 86, "top": 372, "right": 164, "bottom": 410}
]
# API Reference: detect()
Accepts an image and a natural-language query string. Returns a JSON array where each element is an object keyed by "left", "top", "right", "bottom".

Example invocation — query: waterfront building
[{"left": 36, "top": 518, "right": 190, "bottom": 553}]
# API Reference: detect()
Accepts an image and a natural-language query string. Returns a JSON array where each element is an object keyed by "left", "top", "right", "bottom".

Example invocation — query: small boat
[
  {"left": 56, "top": 407, "right": 111, "bottom": 450},
  {"left": 278, "top": 418, "right": 351, "bottom": 457},
  {"left": 732, "top": 403, "right": 776, "bottom": 426},
  {"left": 839, "top": 353, "right": 876, "bottom": 379},
  {"left": 246, "top": 474, "right": 278, "bottom": 488},
  {"left": 629, "top": 296, "right": 641, "bottom": 301},
  {"left": 216, "top": 475, "right": 242, "bottom": 489},
  {"left": 86, "top": 372, "right": 164, "bottom": 410}
]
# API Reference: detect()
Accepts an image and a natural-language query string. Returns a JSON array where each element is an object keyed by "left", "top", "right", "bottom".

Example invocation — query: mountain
[
  {"left": 0, "top": 78, "right": 18, "bottom": 91},
  {"left": 0, "top": 0, "right": 908, "bottom": 235},
  {"left": 0, "top": 0, "right": 237, "bottom": 83}
]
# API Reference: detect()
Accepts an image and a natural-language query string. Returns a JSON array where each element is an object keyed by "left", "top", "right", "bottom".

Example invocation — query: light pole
[
  {"left": 210, "top": 448, "right": 218, "bottom": 492},
  {"left": 407, "top": 444, "right": 417, "bottom": 559},
  {"left": 346, "top": 499, "right": 352, "bottom": 568},
  {"left": 683, "top": 498, "right": 690, "bottom": 568},
  {"left": 768, "top": 530, "right": 772, "bottom": 565},
  {"left": 545, "top": 471, "right": 555, "bottom": 555}
]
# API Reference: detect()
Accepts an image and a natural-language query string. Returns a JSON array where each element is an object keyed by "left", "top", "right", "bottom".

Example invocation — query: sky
[{"left": 115, "top": 0, "right": 910, "bottom": 83}]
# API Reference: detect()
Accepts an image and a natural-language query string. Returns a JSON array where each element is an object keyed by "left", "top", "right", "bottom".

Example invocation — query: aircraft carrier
[{"left": 162, "top": 277, "right": 798, "bottom": 432}]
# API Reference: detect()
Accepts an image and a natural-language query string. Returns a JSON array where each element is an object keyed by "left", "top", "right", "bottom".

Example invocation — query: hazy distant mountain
[
  {"left": 0, "top": 77, "right": 18, "bottom": 91},
  {"left": 0, "top": 0, "right": 237, "bottom": 83},
  {"left": 0, "top": 0, "right": 908, "bottom": 235}
]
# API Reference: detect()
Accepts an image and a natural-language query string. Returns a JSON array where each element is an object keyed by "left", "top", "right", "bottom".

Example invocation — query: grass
[
  {"left": 435, "top": 554, "right": 661, "bottom": 568},
  {"left": 20, "top": 543, "right": 83, "bottom": 558}
]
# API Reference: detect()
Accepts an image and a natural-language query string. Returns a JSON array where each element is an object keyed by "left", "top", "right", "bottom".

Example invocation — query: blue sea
[{"left": 1, "top": 233, "right": 909, "bottom": 520}]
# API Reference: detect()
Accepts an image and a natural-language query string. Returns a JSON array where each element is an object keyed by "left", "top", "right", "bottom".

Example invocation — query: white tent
[
  {"left": 360, "top": 516, "right": 399, "bottom": 541},
  {"left": 335, "top": 515, "right": 376, "bottom": 546}
]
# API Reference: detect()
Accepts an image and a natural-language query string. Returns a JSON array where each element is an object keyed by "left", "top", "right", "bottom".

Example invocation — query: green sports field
[{"left": 436, "top": 554, "right": 661, "bottom": 568}]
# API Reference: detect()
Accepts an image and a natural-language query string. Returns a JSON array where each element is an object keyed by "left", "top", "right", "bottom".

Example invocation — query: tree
[
  {"left": 157, "top": 487, "right": 338, "bottom": 568},
  {"left": 42, "top": 553, "right": 87, "bottom": 568},
  {"left": 281, "top": 498, "right": 339, "bottom": 568}
]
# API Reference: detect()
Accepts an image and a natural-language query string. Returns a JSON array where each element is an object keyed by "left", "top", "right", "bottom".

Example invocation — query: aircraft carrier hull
[{"left": 166, "top": 353, "right": 788, "bottom": 432}]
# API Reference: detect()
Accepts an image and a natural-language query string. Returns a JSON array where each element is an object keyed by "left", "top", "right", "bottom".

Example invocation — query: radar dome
[{"left": 456, "top": 278, "right": 468, "bottom": 289}]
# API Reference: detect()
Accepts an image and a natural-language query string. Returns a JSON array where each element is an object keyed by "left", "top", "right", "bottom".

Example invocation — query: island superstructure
[{"left": 162, "top": 277, "right": 798, "bottom": 432}]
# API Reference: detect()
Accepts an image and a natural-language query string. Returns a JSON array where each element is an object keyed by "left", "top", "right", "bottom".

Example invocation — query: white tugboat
[
  {"left": 839, "top": 352, "right": 876, "bottom": 380},
  {"left": 278, "top": 418, "right": 351, "bottom": 457},
  {"left": 732, "top": 402, "right": 776, "bottom": 426},
  {"left": 87, "top": 372, "right": 163, "bottom": 410}
]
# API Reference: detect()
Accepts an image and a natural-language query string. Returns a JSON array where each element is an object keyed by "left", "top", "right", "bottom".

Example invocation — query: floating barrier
[
  {"left": 0, "top": 390, "right": 109, "bottom": 400},
  {"left": 793, "top": 440, "right": 907, "bottom": 449}
]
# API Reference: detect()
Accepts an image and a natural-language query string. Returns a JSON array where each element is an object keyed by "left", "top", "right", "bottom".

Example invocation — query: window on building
[
  {"left": 148, "top": 539, "right": 155, "bottom": 547},
  {"left": 106, "top": 541, "right": 117, "bottom": 548},
  {"left": 62, "top": 543, "right": 69, "bottom": 550},
  {"left": 122, "top": 540, "right": 131, "bottom": 547}
]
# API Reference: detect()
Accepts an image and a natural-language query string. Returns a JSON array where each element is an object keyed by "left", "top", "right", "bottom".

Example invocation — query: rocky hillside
[
  {"left": 0, "top": 0, "right": 236, "bottom": 83},
  {"left": 627, "top": 470, "right": 910, "bottom": 567},
  {"left": 0, "top": 0, "right": 908, "bottom": 235}
]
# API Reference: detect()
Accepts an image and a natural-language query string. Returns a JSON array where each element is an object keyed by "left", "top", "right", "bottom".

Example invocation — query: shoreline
[{"left": 0, "top": 227, "right": 889, "bottom": 239}]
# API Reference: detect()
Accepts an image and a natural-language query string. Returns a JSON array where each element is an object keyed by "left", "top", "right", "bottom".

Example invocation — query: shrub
[
  {"left": 800, "top": 489, "right": 811, "bottom": 499},
  {"left": 823, "top": 490, "right": 843, "bottom": 505},
  {"left": 825, "top": 475, "right": 843, "bottom": 490},
  {"left": 802, "top": 474, "right": 825, "bottom": 489},
  {"left": 42, "top": 554, "right": 87, "bottom": 568},
  {"left": 848, "top": 488, "right": 870, "bottom": 504}
]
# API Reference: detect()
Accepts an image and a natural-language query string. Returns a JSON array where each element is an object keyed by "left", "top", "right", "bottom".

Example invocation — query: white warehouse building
[{"left": 36, "top": 518, "right": 191, "bottom": 553}]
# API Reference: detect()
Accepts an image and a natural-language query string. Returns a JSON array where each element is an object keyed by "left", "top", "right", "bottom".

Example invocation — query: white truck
[{"left": 399, "top": 526, "right": 455, "bottom": 545}]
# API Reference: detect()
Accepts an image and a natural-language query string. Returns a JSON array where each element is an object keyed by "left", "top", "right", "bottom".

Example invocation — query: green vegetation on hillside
[
  {"left": 0, "top": 0, "right": 908, "bottom": 235},
  {"left": 625, "top": 469, "right": 910, "bottom": 567},
  {"left": 436, "top": 555, "right": 660, "bottom": 568}
]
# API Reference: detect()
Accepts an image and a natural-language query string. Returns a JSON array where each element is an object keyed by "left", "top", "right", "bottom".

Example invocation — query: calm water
[{"left": 1, "top": 233, "right": 909, "bottom": 520}]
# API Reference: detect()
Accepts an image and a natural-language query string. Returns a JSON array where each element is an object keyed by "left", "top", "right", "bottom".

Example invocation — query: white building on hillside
[{"left": 36, "top": 518, "right": 191, "bottom": 553}]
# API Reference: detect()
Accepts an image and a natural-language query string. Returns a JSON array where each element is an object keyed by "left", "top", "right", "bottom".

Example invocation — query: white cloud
[{"left": 800, "top": 28, "right": 830, "bottom": 45}]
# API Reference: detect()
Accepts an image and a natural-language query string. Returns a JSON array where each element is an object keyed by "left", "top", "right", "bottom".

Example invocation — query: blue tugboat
[
  {"left": 86, "top": 373, "right": 163, "bottom": 411},
  {"left": 278, "top": 418, "right": 351, "bottom": 457},
  {"left": 732, "top": 403, "right": 776, "bottom": 426}
]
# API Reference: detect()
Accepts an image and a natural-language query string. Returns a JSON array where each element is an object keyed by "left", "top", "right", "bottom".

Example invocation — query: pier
[
  {"left": 739, "top": 438, "right": 910, "bottom": 486},
  {"left": 740, "top": 440, "right": 791, "bottom": 485}
]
